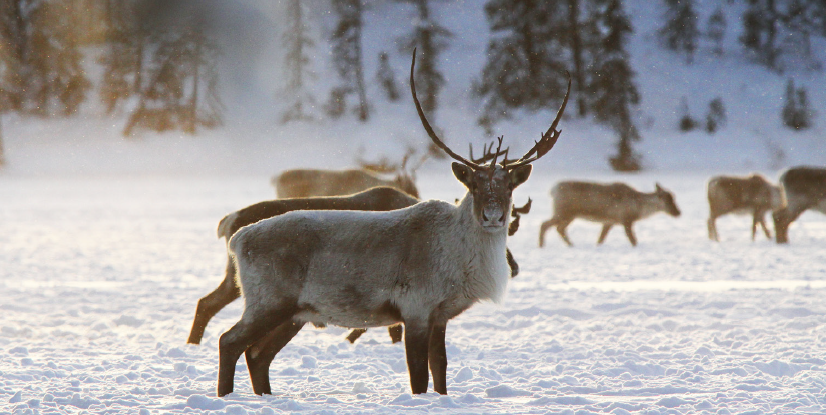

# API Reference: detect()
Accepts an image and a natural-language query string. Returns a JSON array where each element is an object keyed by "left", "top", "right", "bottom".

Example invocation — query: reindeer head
[
  {"left": 654, "top": 183, "right": 681, "bottom": 217},
  {"left": 410, "top": 49, "right": 569, "bottom": 232}
]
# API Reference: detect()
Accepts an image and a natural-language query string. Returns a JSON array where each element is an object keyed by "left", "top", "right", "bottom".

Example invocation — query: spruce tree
[
  {"left": 589, "top": 0, "right": 641, "bottom": 171},
  {"left": 782, "top": 79, "right": 813, "bottom": 130},
  {"left": 281, "top": 0, "right": 316, "bottom": 123},
  {"left": 740, "top": 0, "right": 780, "bottom": 69},
  {"left": 678, "top": 97, "right": 698, "bottom": 132},
  {"left": 705, "top": 97, "right": 726, "bottom": 133},
  {"left": 476, "top": 0, "right": 567, "bottom": 129},
  {"left": 658, "top": 0, "right": 699, "bottom": 64},
  {"left": 376, "top": 52, "right": 400, "bottom": 102},
  {"left": 123, "top": 24, "right": 223, "bottom": 136},
  {"left": 329, "top": 0, "right": 369, "bottom": 121},
  {"left": 397, "top": 0, "right": 451, "bottom": 120},
  {"left": 706, "top": 7, "right": 726, "bottom": 56},
  {"left": 99, "top": 0, "right": 147, "bottom": 114}
]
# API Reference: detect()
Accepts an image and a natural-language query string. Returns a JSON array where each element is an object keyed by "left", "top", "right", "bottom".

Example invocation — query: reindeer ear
[
  {"left": 655, "top": 182, "right": 664, "bottom": 192},
  {"left": 452, "top": 162, "right": 474, "bottom": 189},
  {"left": 509, "top": 165, "right": 532, "bottom": 188}
]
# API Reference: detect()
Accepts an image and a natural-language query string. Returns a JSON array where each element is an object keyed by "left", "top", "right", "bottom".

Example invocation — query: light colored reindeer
[
  {"left": 271, "top": 150, "right": 425, "bottom": 199},
  {"left": 214, "top": 50, "right": 570, "bottom": 397},
  {"left": 773, "top": 166, "right": 826, "bottom": 243},
  {"left": 539, "top": 181, "right": 681, "bottom": 247},
  {"left": 707, "top": 174, "right": 786, "bottom": 241},
  {"left": 187, "top": 187, "right": 419, "bottom": 346}
]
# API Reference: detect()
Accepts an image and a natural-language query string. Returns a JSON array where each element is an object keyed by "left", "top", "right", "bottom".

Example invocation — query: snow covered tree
[
  {"left": 123, "top": 24, "right": 223, "bottom": 136},
  {"left": 678, "top": 97, "right": 698, "bottom": 132},
  {"left": 706, "top": 6, "right": 726, "bottom": 56},
  {"left": 658, "top": 0, "right": 699, "bottom": 64},
  {"left": 99, "top": 0, "right": 147, "bottom": 114},
  {"left": 376, "top": 52, "right": 400, "bottom": 102},
  {"left": 397, "top": 0, "right": 451, "bottom": 120},
  {"left": 0, "top": 0, "right": 90, "bottom": 116},
  {"left": 739, "top": 0, "right": 826, "bottom": 71},
  {"left": 782, "top": 79, "right": 813, "bottom": 130},
  {"left": 328, "top": 0, "right": 369, "bottom": 121},
  {"left": 705, "top": 97, "right": 726, "bottom": 133},
  {"left": 589, "top": 0, "right": 641, "bottom": 171},
  {"left": 281, "top": 0, "right": 317, "bottom": 123},
  {"left": 476, "top": 0, "right": 567, "bottom": 130}
]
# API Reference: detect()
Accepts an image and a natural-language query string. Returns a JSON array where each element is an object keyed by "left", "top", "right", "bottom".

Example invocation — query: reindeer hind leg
[{"left": 245, "top": 319, "right": 305, "bottom": 395}]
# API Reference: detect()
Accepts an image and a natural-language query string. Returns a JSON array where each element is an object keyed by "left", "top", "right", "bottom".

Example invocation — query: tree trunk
[{"left": 567, "top": 0, "right": 587, "bottom": 117}]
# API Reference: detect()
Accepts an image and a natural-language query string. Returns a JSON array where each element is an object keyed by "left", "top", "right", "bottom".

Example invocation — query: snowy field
[{"left": 2, "top": 169, "right": 826, "bottom": 415}]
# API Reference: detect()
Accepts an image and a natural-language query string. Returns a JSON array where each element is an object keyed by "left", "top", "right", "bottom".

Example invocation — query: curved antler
[
  {"left": 410, "top": 48, "right": 482, "bottom": 170},
  {"left": 503, "top": 75, "right": 571, "bottom": 170}
]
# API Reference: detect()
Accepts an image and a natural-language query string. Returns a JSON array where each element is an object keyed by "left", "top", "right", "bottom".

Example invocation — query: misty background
[{"left": 0, "top": 0, "right": 824, "bottom": 176}]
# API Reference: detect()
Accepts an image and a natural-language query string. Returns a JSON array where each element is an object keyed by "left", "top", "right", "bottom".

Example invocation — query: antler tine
[
  {"left": 489, "top": 136, "right": 504, "bottom": 168},
  {"left": 504, "top": 75, "right": 571, "bottom": 170},
  {"left": 410, "top": 48, "right": 482, "bottom": 170}
]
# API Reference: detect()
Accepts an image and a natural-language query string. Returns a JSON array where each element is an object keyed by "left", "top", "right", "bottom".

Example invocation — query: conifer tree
[
  {"left": 658, "top": 0, "right": 699, "bottom": 64},
  {"left": 329, "top": 0, "right": 369, "bottom": 121},
  {"left": 281, "top": 0, "right": 316, "bottom": 123},
  {"left": 397, "top": 0, "right": 451, "bottom": 120},
  {"left": 706, "top": 7, "right": 726, "bottom": 56},
  {"left": 705, "top": 97, "right": 726, "bottom": 133},
  {"left": 476, "top": 0, "right": 567, "bottom": 130},
  {"left": 589, "top": 0, "right": 641, "bottom": 171},
  {"left": 376, "top": 52, "right": 400, "bottom": 101},
  {"left": 782, "top": 79, "right": 813, "bottom": 130},
  {"left": 99, "top": 0, "right": 147, "bottom": 114},
  {"left": 123, "top": 24, "right": 223, "bottom": 136}
]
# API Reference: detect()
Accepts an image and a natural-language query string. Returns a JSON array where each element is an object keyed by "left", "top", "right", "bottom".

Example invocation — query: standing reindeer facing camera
[{"left": 215, "top": 50, "right": 571, "bottom": 397}]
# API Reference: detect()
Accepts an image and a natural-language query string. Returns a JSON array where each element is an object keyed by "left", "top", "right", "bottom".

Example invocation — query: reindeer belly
[{"left": 295, "top": 296, "right": 402, "bottom": 329}]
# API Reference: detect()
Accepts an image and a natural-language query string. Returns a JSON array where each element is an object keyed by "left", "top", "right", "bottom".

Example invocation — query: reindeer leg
[
  {"left": 622, "top": 221, "right": 637, "bottom": 247},
  {"left": 751, "top": 214, "right": 759, "bottom": 241},
  {"left": 597, "top": 224, "right": 613, "bottom": 245},
  {"left": 428, "top": 322, "right": 448, "bottom": 395},
  {"left": 188, "top": 257, "right": 241, "bottom": 344},
  {"left": 217, "top": 305, "right": 296, "bottom": 397},
  {"left": 346, "top": 329, "right": 367, "bottom": 344},
  {"left": 506, "top": 248, "right": 519, "bottom": 278},
  {"left": 758, "top": 212, "right": 772, "bottom": 239},
  {"left": 707, "top": 216, "right": 719, "bottom": 242},
  {"left": 404, "top": 320, "right": 431, "bottom": 394},
  {"left": 388, "top": 324, "right": 404, "bottom": 343},
  {"left": 556, "top": 219, "right": 574, "bottom": 247},
  {"left": 538, "top": 217, "right": 558, "bottom": 248},
  {"left": 245, "top": 319, "right": 305, "bottom": 395}
]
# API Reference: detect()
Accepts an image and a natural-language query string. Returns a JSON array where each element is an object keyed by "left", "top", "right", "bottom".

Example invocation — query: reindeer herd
[{"left": 186, "top": 51, "right": 826, "bottom": 398}]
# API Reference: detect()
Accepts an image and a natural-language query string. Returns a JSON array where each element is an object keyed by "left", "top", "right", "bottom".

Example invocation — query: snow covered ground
[{"left": 3, "top": 169, "right": 826, "bottom": 414}]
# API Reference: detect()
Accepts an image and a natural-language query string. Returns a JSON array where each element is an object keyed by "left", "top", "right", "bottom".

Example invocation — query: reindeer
[
  {"left": 773, "top": 166, "right": 826, "bottom": 244},
  {"left": 271, "top": 150, "right": 425, "bottom": 199},
  {"left": 214, "top": 50, "right": 570, "bottom": 397},
  {"left": 707, "top": 174, "right": 786, "bottom": 241},
  {"left": 539, "top": 181, "right": 681, "bottom": 247},
  {"left": 187, "top": 187, "right": 418, "bottom": 346},
  {"left": 188, "top": 185, "right": 528, "bottom": 346}
]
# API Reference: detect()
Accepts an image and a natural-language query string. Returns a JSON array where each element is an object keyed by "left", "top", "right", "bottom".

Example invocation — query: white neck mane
[{"left": 454, "top": 194, "right": 511, "bottom": 303}]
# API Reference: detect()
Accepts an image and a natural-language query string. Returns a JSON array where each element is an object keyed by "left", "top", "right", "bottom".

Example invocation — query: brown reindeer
[
  {"left": 707, "top": 174, "right": 786, "bottom": 241},
  {"left": 774, "top": 166, "right": 826, "bottom": 243},
  {"left": 271, "top": 150, "right": 425, "bottom": 199},
  {"left": 539, "top": 181, "right": 681, "bottom": 247}
]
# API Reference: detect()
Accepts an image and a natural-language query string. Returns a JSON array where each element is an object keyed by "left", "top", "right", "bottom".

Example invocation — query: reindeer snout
[{"left": 482, "top": 205, "right": 506, "bottom": 228}]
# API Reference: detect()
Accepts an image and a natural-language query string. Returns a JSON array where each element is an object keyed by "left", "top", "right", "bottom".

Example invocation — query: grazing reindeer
[
  {"left": 271, "top": 150, "right": 425, "bottom": 199},
  {"left": 773, "top": 166, "right": 826, "bottom": 244},
  {"left": 187, "top": 187, "right": 418, "bottom": 346},
  {"left": 215, "top": 50, "right": 570, "bottom": 397},
  {"left": 707, "top": 174, "right": 786, "bottom": 241},
  {"left": 539, "top": 182, "right": 681, "bottom": 247}
]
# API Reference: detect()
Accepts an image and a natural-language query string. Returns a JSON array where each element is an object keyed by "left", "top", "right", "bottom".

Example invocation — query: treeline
[{"left": 0, "top": 0, "right": 824, "bottom": 170}]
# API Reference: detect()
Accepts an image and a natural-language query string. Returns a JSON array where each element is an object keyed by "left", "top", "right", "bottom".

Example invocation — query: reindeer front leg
[
  {"left": 622, "top": 221, "right": 638, "bottom": 247},
  {"left": 404, "top": 319, "right": 432, "bottom": 394},
  {"left": 428, "top": 322, "right": 448, "bottom": 394}
]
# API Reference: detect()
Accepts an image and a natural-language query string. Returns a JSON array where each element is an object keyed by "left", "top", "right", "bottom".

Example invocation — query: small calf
[
  {"left": 707, "top": 174, "right": 786, "bottom": 241},
  {"left": 539, "top": 181, "right": 681, "bottom": 247},
  {"left": 773, "top": 166, "right": 826, "bottom": 244}
]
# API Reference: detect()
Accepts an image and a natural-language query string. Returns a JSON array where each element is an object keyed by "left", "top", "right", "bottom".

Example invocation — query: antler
[
  {"left": 469, "top": 138, "right": 510, "bottom": 165},
  {"left": 503, "top": 75, "right": 571, "bottom": 170},
  {"left": 411, "top": 48, "right": 483, "bottom": 170}
]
